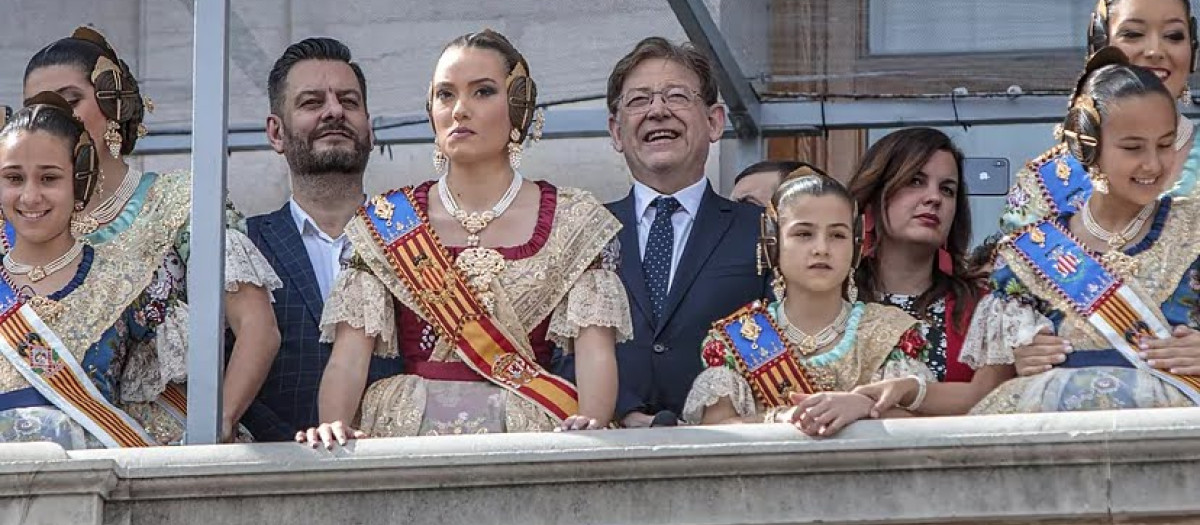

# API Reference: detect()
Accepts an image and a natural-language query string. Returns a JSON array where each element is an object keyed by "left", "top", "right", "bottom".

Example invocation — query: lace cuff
[
  {"left": 681, "top": 366, "right": 756, "bottom": 424},
  {"left": 320, "top": 267, "right": 397, "bottom": 358},
  {"left": 547, "top": 268, "right": 633, "bottom": 353},
  {"left": 121, "top": 304, "right": 189, "bottom": 403},
  {"left": 224, "top": 229, "right": 283, "bottom": 299},
  {"left": 959, "top": 294, "right": 1053, "bottom": 369}
]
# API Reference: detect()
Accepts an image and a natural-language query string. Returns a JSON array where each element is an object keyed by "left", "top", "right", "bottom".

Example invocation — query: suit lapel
[
  {"left": 655, "top": 185, "right": 734, "bottom": 336},
  {"left": 609, "top": 191, "right": 654, "bottom": 326},
  {"left": 260, "top": 204, "right": 326, "bottom": 325}
]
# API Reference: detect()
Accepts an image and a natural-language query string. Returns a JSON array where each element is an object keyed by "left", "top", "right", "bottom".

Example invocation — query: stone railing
[{"left": 3, "top": 408, "right": 1200, "bottom": 525}]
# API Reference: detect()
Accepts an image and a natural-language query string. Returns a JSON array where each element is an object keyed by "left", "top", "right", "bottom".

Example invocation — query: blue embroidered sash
[
  {"left": 1033, "top": 149, "right": 1091, "bottom": 218},
  {"left": 713, "top": 302, "right": 817, "bottom": 407},
  {"left": 0, "top": 275, "right": 154, "bottom": 447},
  {"left": 1009, "top": 220, "right": 1200, "bottom": 402}
]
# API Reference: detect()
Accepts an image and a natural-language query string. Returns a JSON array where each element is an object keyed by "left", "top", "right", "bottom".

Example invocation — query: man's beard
[{"left": 282, "top": 121, "right": 371, "bottom": 177}]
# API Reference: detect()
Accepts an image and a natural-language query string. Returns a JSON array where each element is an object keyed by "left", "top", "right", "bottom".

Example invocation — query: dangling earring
[
  {"left": 755, "top": 242, "right": 765, "bottom": 276},
  {"left": 846, "top": 275, "right": 859, "bottom": 304},
  {"left": 103, "top": 120, "right": 122, "bottom": 159},
  {"left": 508, "top": 141, "right": 523, "bottom": 170},
  {"left": 531, "top": 108, "right": 546, "bottom": 144},
  {"left": 432, "top": 146, "right": 448, "bottom": 176},
  {"left": 1182, "top": 85, "right": 1193, "bottom": 106},
  {"left": 1088, "top": 166, "right": 1110, "bottom": 194},
  {"left": 771, "top": 269, "right": 786, "bottom": 301},
  {"left": 69, "top": 201, "right": 96, "bottom": 238}
]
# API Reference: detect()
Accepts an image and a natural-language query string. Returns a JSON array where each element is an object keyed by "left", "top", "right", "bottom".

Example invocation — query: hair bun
[
  {"left": 1071, "top": 46, "right": 1130, "bottom": 101},
  {"left": 70, "top": 26, "right": 118, "bottom": 58},
  {"left": 23, "top": 91, "right": 75, "bottom": 114}
]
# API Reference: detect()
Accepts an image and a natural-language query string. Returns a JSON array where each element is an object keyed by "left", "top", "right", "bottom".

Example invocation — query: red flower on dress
[
  {"left": 897, "top": 328, "right": 927, "bottom": 360},
  {"left": 703, "top": 339, "right": 727, "bottom": 367}
]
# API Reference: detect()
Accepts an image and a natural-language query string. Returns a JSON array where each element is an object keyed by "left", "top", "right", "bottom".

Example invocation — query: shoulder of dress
[
  {"left": 860, "top": 302, "right": 920, "bottom": 333},
  {"left": 553, "top": 185, "right": 601, "bottom": 206},
  {"left": 1024, "top": 143, "right": 1071, "bottom": 171}
]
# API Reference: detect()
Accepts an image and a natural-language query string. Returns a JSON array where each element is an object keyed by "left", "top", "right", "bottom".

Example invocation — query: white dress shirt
[
  {"left": 289, "top": 199, "right": 353, "bottom": 300},
  {"left": 632, "top": 177, "right": 708, "bottom": 291}
]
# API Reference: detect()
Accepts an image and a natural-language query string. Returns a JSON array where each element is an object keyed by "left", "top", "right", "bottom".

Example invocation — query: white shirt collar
[
  {"left": 288, "top": 198, "right": 322, "bottom": 237},
  {"left": 632, "top": 177, "right": 708, "bottom": 221}
]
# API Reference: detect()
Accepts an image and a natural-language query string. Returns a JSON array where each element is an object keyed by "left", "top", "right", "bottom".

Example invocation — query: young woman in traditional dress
[
  {"left": 865, "top": 48, "right": 1200, "bottom": 416},
  {"left": 1002, "top": 0, "right": 1200, "bottom": 234},
  {"left": 21, "top": 27, "right": 282, "bottom": 443},
  {"left": 681, "top": 169, "right": 936, "bottom": 437},
  {"left": 297, "top": 29, "right": 630, "bottom": 448},
  {"left": 0, "top": 93, "right": 177, "bottom": 448}
]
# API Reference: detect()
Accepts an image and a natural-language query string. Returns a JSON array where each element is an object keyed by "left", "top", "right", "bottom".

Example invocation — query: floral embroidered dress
[
  {"left": 881, "top": 292, "right": 977, "bottom": 383},
  {"left": 0, "top": 246, "right": 184, "bottom": 448},
  {"left": 0, "top": 169, "right": 281, "bottom": 443},
  {"left": 681, "top": 301, "right": 936, "bottom": 424},
  {"left": 963, "top": 196, "right": 1200, "bottom": 414},
  {"left": 320, "top": 181, "right": 632, "bottom": 436}
]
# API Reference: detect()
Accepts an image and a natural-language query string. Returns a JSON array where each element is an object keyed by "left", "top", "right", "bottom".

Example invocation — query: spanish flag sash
[
  {"left": 358, "top": 188, "right": 579, "bottom": 421},
  {"left": 0, "top": 275, "right": 155, "bottom": 447},
  {"left": 1009, "top": 220, "right": 1200, "bottom": 402},
  {"left": 711, "top": 302, "right": 818, "bottom": 408},
  {"left": 1, "top": 217, "right": 188, "bottom": 441}
]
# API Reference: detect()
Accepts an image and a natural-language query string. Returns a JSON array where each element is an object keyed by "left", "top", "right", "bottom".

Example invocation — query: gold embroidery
[{"left": 372, "top": 195, "right": 395, "bottom": 224}]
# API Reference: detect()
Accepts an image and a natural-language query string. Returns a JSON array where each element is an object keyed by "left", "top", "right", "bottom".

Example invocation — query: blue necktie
[{"left": 642, "top": 196, "right": 681, "bottom": 321}]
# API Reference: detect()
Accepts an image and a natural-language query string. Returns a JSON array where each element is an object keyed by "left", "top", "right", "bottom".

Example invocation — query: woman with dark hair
[
  {"left": 867, "top": 48, "right": 1200, "bottom": 416},
  {"left": 0, "top": 93, "right": 179, "bottom": 448},
  {"left": 682, "top": 169, "right": 935, "bottom": 437},
  {"left": 298, "top": 29, "right": 630, "bottom": 448},
  {"left": 847, "top": 127, "right": 982, "bottom": 384},
  {"left": 21, "top": 27, "right": 282, "bottom": 443}
]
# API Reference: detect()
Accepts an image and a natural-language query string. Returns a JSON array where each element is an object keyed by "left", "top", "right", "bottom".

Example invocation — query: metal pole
[{"left": 186, "top": 0, "right": 230, "bottom": 445}]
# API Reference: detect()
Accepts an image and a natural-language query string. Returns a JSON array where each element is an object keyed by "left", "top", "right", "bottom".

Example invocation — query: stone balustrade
[{"left": 2, "top": 408, "right": 1200, "bottom": 524}]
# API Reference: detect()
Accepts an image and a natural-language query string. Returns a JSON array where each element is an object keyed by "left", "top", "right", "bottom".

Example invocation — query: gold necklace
[{"left": 778, "top": 300, "right": 851, "bottom": 356}]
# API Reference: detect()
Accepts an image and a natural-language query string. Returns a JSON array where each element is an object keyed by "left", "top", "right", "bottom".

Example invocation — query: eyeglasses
[{"left": 619, "top": 87, "right": 702, "bottom": 114}]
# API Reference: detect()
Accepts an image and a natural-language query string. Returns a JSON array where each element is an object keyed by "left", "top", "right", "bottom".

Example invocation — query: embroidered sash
[
  {"left": 0, "top": 277, "right": 154, "bottom": 447},
  {"left": 711, "top": 302, "right": 817, "bottom": 408},
  {"left": 1031, "top": 147, "right": 1091, "bottom": 218},
  {"left": 1009, "top": 220, "right": 1200, "bottom": 402},
  {"left": 358, "top": 188, "right": 579, "bottom": 421}
]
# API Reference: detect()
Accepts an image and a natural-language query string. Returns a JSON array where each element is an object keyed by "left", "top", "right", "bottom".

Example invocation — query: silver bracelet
[{"left": 901, "top": 374, "right": 928, "bottom": 411}]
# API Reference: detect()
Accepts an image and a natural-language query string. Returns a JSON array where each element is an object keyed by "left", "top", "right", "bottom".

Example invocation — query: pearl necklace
[
  {"left": 3, "top": 240, "right": 84, "bottom": 282},
  {"left": 74, "top": 167, "right": 140, "bottom": 235},
  {"left": 1081, "top": 198, "right": 1154, "bottom": 250},
  {"left": 437, "top": 171, "right": 523, "bottom": 247},
  {"left": 778, "top": 299, "right": 852, "bottom": 356}
]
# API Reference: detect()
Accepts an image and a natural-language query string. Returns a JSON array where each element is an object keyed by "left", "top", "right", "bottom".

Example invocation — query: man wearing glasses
[{"left": 596, "top": 37, "right": 770, "bottom": 427}]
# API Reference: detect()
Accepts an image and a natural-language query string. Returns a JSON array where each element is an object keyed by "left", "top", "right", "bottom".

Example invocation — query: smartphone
[{"left": 963, "top": 157, "right": 1009, "bottom": 196}]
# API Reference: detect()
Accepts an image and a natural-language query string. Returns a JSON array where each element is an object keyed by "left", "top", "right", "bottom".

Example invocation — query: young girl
[
  {"left": 0, "top": 93, "right": 177, "bottom": 448},
  {"left": 682, "top": 169, "right": 936, "bottom": 437},
  {"left": 863, "top": 48, "right": 1200, "bottom": 416}
]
